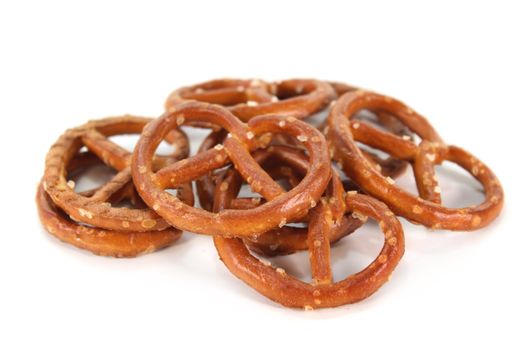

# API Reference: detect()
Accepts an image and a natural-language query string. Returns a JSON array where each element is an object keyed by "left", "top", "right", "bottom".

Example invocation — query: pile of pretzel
[{"left": 37, "top": 79, "right": 504, "bottom": 310}]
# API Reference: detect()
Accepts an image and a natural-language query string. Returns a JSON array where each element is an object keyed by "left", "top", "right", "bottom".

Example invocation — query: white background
[{"left": 1, "top": 1, "right": 523, "bottom": 349}]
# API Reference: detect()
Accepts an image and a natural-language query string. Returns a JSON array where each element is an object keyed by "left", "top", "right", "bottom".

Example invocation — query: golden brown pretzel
[
  {"left": 323, "top": 81, "right": 412, "bottom": 180},
  {"left": 37, "top": 152, "right": 189, "bottom": 257},
  {"left": 37, "top": 182, "right": 184, "bottom": 257},
  {"left": 132, "top": 101, "right": 332, "bottom": 238},
  {"left": 165, "top": 78, "right": 336, "bottom": 121},
  {"left": 213, "top": 180, "right": 405, "bottom": 309},
  {"left": 197, "top": 143, "right": 362, "bottom": 256},
  {"left": 43, "top": 116, "right": 191, "bottom": 232},
  {"left": 327, "top": 90, "right": 504, "bottom": 230}
]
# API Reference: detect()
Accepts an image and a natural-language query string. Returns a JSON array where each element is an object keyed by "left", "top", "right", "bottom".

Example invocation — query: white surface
[{"left": 1, "top": 1, "right": 523, "bottom": 349}]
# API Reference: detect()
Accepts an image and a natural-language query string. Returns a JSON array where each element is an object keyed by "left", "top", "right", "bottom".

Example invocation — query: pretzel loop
[
  {"left": 38, "top": 151, "right": 188, "bottom": 257},
  {"left": 327, "top": 90, "right": 504, "bottom": 230},
  {"left": 213, "top": 188, "right": 405, "bottom": 309},
  {"left": 132, "top": 102, "right": 332, "bottom": 237},
  {"left": 43, "top": 116, "right": 189, "bottom": 232},
  {"left": 165, "top": 79, "right": 336, "bottom": 122}
]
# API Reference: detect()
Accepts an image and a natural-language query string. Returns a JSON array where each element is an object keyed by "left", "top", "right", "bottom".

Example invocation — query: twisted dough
[
  {"left": 327, "top": 90, "right": 504, "bottom": 230},
  {"left": 132, "top": 101, "right": 332, "bottom": 237},
  {"left": 213, "top": 176, "right": 405, "bottom": 309},
  {"left": 43, "top": 116, "right": 191, "bottom": 232},
  {"left": 165, "top": 78, "right": 336, "bottom": 121},
  {"left": 197, "top": 144, "right": 362, "bottom": 256}
]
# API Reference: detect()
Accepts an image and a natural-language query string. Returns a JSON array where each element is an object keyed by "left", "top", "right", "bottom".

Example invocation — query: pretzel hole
[
  {"left": 249, "top": 220, "right": 384, "bottom": 283},
  {"left": 238, "top": 183, "right": 266, "bottom": 198},
  {"left": 330, "top": 220, "right": 385, "bottom": 282},
  {"left": 111, "top": 199, "right": 134, "bottom": 209},
  {"left": 165, "top": 188, "right": 181, "bottom": 197},
  {"left": 304, "top": 109, "right": 329, "bottom": 127},
  {"left": 387, "top": 167, "right": 421, "bottom": 196},
  {"left": 253, "top": 249, "right": 313, "bottom": 283},
  {"left": 283, "top": 222, "right": 308, "bottom": 228},
  {"left": 68, "top": 162, "right": 117, "bottom": 194},
  {"left": 181, "top": 126, "right": 218, "bottom": 154},
  {"left": 357, "top": 142, "right": 392, "bottom": 163},
  {"left": 434, "top": 161, "right": 484, "bottom": 208},
  {"left": 355, "top": 110, "right": 413, "bottom": 139}
]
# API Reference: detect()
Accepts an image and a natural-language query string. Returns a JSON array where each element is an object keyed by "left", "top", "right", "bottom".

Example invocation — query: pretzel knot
[
  {"left": 43, "top": 116, "right": 191, "bottom": 232},
  {"left": 132, "top": 102, "right": 332, "bottom": 237},
  {"left": 196, "top": 142, "right": 363, "bottom": 256},
  {"left": 327, "top": 90, "right": 504, "bottom": 230},
  {"left": 213, "top": 168, "right": 405, "bottom": 309},
  {"left": 165, "top": 78, "right": 336, "bottom": 121}
]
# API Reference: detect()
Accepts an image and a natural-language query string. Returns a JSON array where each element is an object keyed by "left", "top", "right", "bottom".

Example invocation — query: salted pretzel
[
  {"left": 165, "top": 78, "right": 336, "bottom": 121},
  {"left": 132, "top": 101, "right": 332, "bottom": 238},
  {"left": 37, "top": 183, "right": 184, "bottom": 257},
  {"left": 322, "top": 81, "right": 411, "bottom": 180},
  {"left": 43, "top": 116, "right": 191, "bottom": 232},
  {"left": 197, "top": 143, "right": 363, "bottom": 256},
  {"left": 37, "top": 152, "right": 189, "bottom": 257},
  {"left": 213, "top": 171, "right": 405, "bottom": 309},
  {"left": 327, "top": 90, "right": 504, "bottom": 230}
]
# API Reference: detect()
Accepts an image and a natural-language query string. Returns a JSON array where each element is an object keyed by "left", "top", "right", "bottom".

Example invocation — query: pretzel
[
  {"left": 37, "top": 182, "right": 185, "bottom": 257},
  {"left": 132, "top": 101, "right": 332, "bottom": 237},
  {"left": 196, "top": 142, "right": 362, "bottom": 255},
  {"left": 321, "top": 82, "right": 411, "bottom": 180},
  {"left": 37, "top": 152, "right": 187, "bottom": 257},
  {"left": 43, "top": 116, "right": 192, "bottom": 232},
  {"left": 165, "top": 78, "right": 336, "bottom": 122},
  {"left": 327, "top": 90, "right": 504, "bottom": 230},
  {"left": 213, "top": 177, "right": 405, "bottom": 309}
]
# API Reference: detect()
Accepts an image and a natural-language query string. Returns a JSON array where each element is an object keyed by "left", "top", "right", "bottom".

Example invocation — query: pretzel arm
[
  {"left": 307, "top": 203, "right": 333, "bottom": 285},
  {"left": 81, "top": 129, "right": 130, "bottom": 170},
  {"left": 87, "top": 168, "right": 133, "bottom": 203},
  {"left": 224, "top": 136, "right": 285, "bottom": 200},
  {"left": 153, "top": 148, "right": 229, "bottom": 189},
  {"left": 349, "top": 120, "right": 417, "bottom": 161},
  {"left": 413, "top": 146, "right": 442, "bottom": 204}
]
